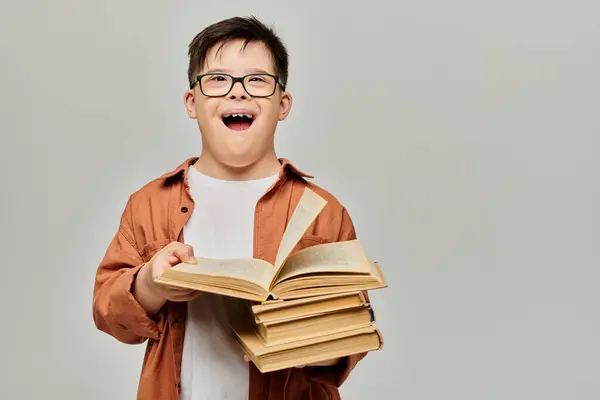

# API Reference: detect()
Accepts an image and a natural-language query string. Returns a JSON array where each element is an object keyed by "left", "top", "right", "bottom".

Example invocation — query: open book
[{"left": 155, "top": 187, "right": 387, "bottom": 302}]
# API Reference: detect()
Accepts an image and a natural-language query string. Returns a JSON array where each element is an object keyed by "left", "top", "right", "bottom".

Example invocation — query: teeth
[{"left": 224, "top": 113, "right": 253, "bottom": 119}]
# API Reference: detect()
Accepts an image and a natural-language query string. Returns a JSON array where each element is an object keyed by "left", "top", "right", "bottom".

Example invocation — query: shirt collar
[{"left": 159, "top": 157, "right": 314, "bottom": 181}]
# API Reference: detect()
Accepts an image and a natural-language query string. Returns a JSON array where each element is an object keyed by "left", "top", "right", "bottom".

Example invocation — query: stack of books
[
  {"left": 155, "top": 188, "right": 387, "bottom": 372},
  {"left": 234, "top": 290, "right": 383, "bottom": 373}
]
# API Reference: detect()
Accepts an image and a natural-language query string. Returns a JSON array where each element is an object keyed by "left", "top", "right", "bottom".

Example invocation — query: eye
[{"left": 248, "top": 75, "right": 267, "bottom": 83}]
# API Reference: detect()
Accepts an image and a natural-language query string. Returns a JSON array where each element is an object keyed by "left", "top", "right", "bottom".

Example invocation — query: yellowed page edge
[
  {"left": 255, "top": 294, "right": 368, "bottom": 325},
  {"left": 234, "top": 324, "right": 382, "bottom": 356},
  {"left": 271, "top": 281, "right": 386, "bottom": 300},
  {"left": 251, "top": 291, "right": 362, "bottom": 314},
  {"left": 258, "top": 334, "right": 382, "bottom": 373},
  {"left": 259, "top": 319, "right": 375, "bottom": 347}
]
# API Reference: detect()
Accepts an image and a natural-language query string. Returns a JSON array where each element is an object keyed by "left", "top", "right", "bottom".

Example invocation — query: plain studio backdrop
[{"left": 1, "top": 0, "right": 599, "bottom": 399}]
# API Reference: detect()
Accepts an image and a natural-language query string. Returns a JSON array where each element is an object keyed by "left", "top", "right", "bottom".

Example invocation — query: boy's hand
[
  {"left": 294, "top": 358, "right": 341, "bottom": 368},
  {"left": 133, "top": 241, "right": 202, "bottom": 316},
  {"left": 242, "top": 354, "right": 340, "bottom": 368}
]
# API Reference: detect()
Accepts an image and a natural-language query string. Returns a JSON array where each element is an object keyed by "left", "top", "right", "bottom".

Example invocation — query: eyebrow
[
  {"left": 203, "top": 68, "right": 231, "bottom": 74},
  {"left": 202, "top": 68, "right": 275, "bottom": 75},
  {"left": 247, "top": 68, "right": 273, "bottom": 75}
]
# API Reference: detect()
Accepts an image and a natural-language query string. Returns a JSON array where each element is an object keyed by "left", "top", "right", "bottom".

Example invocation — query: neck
[{"left": 193, "top": 151, "right": 281, "bottom": 181}]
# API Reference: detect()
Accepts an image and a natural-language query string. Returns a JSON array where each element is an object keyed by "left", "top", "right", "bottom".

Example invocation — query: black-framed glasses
[{"left": 189, "top": 73, "right": 285, "bottom": 98}]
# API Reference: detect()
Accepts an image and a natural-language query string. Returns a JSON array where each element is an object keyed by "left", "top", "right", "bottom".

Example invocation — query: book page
[
  {"left": 170, "top": 257, "right": 275, "bottom": 290},
  {"left": 273, "top": 239, "right": 372, "bottom": 284},
  {"left": 270, "top": 188, "right": 327, "bottom": 285}
]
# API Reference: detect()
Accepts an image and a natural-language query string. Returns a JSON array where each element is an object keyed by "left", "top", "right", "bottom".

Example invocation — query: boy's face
[{"left": 184, "top": 39, "right": 292, "bottom": 170}]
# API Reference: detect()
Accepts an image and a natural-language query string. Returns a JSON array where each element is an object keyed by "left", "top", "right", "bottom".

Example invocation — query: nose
[{"left": 228, "top": 80, "right": 249, "bottom": 100}]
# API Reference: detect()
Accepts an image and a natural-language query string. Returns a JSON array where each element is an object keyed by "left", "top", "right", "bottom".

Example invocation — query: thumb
[
  {"left": 172, "top": 245, "right": 197, "bottom": 264},
  {"left": 165, "top": 254, "right": 183, "bottom": 265}
]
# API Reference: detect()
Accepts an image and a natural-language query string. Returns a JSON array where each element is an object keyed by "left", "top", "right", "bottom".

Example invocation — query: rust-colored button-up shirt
[{"left": 92, "top": 158, "right": 367, "bottom": 400}]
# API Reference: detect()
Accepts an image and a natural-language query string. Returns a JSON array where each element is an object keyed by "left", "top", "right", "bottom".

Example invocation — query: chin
[
  {"left": 214, "top": 156, "right": 260, "bottom": 172},
  {"left": 201, "top": 119, "right": 277, "bottom": 171}
]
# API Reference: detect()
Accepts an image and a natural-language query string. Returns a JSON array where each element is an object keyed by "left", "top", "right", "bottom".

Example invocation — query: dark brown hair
[{"left": 187, "top": 16, "right": 289, "bottom": 89}]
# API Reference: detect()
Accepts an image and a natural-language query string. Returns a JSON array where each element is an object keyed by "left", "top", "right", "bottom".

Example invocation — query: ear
[
  {"left": 184, "top": 89, "right": 198, "bottom": 119},
  {"left": 278, "top": 90, "right": 292, "bottom": 121}
]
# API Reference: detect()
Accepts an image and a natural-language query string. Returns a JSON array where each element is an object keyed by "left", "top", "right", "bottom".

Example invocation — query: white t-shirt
[{"left": 179, "top": 166, "right": 278, "bottom": 400}]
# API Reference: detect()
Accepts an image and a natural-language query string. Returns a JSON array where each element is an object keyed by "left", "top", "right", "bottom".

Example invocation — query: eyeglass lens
[{"left": 200, "top": 74, "right": 277, "bottom": 97}]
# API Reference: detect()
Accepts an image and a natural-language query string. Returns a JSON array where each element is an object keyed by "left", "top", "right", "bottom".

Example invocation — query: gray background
[{"left": 1, "top": 0, "right": 599, "bottom": 399}]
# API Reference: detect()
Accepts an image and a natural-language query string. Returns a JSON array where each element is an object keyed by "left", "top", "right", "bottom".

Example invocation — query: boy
[{"left": 92, "top": 16, "right": 368, "bottom": 400}]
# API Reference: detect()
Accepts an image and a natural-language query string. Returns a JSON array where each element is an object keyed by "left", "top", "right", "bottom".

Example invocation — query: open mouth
[{"left": 222, "top": 113, "right": 254, "bottom": 131}]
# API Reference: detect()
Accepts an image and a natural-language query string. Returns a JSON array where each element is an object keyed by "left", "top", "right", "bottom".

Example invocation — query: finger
[
  {"left": 171, "top": 244, "right": 196, "bottom": 264},
  {"left": 243, "top": 354, "right": 251, "bottom": 362},
  {"left": 149, "top": 251, "right": 179, "bottom": 277},
  {"left": 304, "top": 358, "right": 339, "bottom": 367},
  {"left": 158, "top": 285, "right": 196, "bottom": 297},
  {"left": 183, "top": 291, "right": 204, "bottom": 301},
  {"left": 161, "top": 242, "right": 196, "bottom": 263},
  {"left": 165, "top": 254, "right": 183, "bottom": 265},
  {"left": 162, "top": 251, "right": 193, "bottom": 268},
  {"left": 165, "top": 290, "right": 201, "bottom": 302},
  {"left": 167, "top": 286, "right": 196, "bottom": 295}
]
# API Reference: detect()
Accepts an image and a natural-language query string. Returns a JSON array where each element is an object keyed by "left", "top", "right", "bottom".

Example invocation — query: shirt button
[{"left": 181, "top": 206, "right": 188, "bottom": 213}]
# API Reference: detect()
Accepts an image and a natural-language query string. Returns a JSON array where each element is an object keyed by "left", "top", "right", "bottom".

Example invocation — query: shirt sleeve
[
  {"left": 307, "top": 207, "right": 370, "bottom": 387},
  {"left": 92, "top": 196, "right": 165, "bottom": 344}
]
